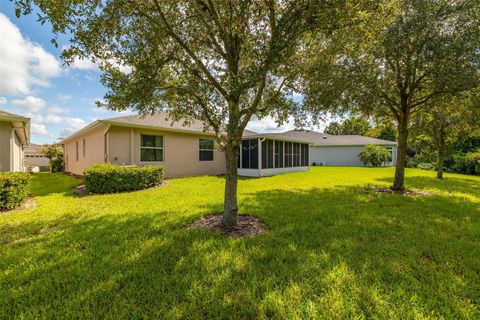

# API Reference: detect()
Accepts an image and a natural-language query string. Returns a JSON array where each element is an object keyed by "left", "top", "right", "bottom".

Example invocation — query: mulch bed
[
  {"left": 73, "top": 180, "right": 170, "bottom": 197},
  {"left": 185, "top": 214, "right": 267, "bottom": 238},
  {"left": 365, "top": 187, "right": 430, "bottom": 196},
  {"left": 0, "top": 197, "right": 38, "bottom": 215}
]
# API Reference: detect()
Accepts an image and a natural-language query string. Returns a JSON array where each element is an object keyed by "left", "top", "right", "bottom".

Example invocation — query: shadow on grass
[
  {"left": 1, "top": 186, "right": 479, "bottom": 318},
  {"left": 30, "top": 173, "right": 82, "bottom": 197},
  {"left": 374, "top": 174, "right": 480, "bottom": 196}
]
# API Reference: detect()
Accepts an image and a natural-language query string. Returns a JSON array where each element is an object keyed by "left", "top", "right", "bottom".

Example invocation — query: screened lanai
[{"left": 237, "top": 135, "right": 310, "bottom": 177}]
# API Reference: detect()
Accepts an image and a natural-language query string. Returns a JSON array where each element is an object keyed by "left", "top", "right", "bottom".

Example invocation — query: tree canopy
[
  {"left": 302, "top": 0, "right": 480, "bottom": 190},
  {"left": 15, "top": 0, "right": 355, "bottom": 226}
]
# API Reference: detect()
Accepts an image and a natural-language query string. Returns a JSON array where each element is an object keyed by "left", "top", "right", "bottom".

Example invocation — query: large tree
[
  {"left": 16, "top": 0, "right": 349, "bottom": 227},
  {"left": 324, "top": 116, "right": 371, "bottom": 135},
  {"left": 302, "top": 0, "right": 480, "bottom": 190}
]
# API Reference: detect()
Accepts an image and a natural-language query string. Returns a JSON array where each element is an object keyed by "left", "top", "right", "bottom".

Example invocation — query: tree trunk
[
  {"left": 436, "top": 150, "right": 445, "bottom": 179},
  {"left": 436, "top": 130, "right": 446, "bottom": 179},
  {"left": 222, "top": 143, "right": 239, "bottom": 228},
  {"left": 392, "top": 113, "right": 409, "bottom": 191}
]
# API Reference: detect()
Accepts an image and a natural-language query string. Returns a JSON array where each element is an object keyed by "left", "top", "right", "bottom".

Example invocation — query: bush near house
[
  {"left": 359, "top": 144, "right": 392, "bottom": 167},
  {"left": 84, "top": 164, "right": 164, "bottom": 194},
  {"left": 0, "top": 172, "right": 30, "bottom": 211}
]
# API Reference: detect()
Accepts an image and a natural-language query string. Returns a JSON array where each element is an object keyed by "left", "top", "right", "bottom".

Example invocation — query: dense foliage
[
  {"left": 50, "top": 154, "right": 64, "bottom": 173},
  {"left": 84, "top": 164, "right": 164, "bottom": 194},
  {"left": 41, "top": 144, "right": 64, "bottom": 172},
  {"left": 359, "top": 145, "right": 392, "bottom": 167},
  {"left": 0, "top": 172, "right": 30, "bottom": 211},
  {"left": 325, "top": 116, "right": 397, "bottom": 142}
]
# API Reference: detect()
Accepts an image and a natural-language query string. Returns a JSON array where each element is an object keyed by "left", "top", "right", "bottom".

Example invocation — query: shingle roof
[
  {"left": 104, "top": 111, "right": 211, "bottom": 134},
  {"left": 272, "top": 130, "right": 397, "bottom": 146},
  {"left": 104, "top": 112, "right": 261, "bottom": 138}
]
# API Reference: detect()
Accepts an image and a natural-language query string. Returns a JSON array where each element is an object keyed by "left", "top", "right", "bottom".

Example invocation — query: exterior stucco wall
[
  {"left": 0, "top": 121, "right": 12, "bottom": 171},
  {"left": 64, "top": 124, "right": 108, "bottom": 175},
  {"left": 310, "top": 145, "right": 397, "bottom": 167},
  {"left": 107, "top": 126, "right": 226, "bottom": 178}
]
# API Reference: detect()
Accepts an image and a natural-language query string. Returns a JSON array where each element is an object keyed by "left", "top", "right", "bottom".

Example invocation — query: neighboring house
[
  {"left": 0, "top": 109, "right": 30, "bottom": 172},
  {"left": 271, "top": 130, "right": 397, "bottom": 166},
  {"left": 24, "top": 143, "right": 50, "bottom": 170},
  {"left": 60, "top": 112, "right": 311, "bottom": 178}
]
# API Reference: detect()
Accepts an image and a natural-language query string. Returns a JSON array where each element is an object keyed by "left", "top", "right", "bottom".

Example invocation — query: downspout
[
  {"left": 10, "top": 127, "right": 14, "bottom": 171},
  {"left": 103, "top": 124, "right": 111, "bottom": 163}
]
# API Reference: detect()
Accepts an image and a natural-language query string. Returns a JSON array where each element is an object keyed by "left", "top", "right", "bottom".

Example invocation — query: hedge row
[
  {"left": 0, "top": 172, "right": 30, "bottom": 211},
  {"left": 84, "top": 164, "right": 164, "bottom": 194}
]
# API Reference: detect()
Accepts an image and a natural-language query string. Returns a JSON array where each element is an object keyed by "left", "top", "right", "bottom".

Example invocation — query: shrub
[
  {"left": 417, "top": 162, "right": 436, "bottom": 171},
  {"left": 452, "top": 149, "right": 480, "bottom": 175},
  {"left": 0, "top": 172, "right": 30, "bottom": 211},
  {"left": 84, "top": 164, "right": 164, "bottom": 194},
  {"left": 359, "top": 145, "right": 392, "bottom": 167},
  {"left": 51, "top": 155, "right": 64, "bottom": 173}
]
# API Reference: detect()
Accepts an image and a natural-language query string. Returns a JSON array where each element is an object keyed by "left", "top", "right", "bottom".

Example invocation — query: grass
[{"left": 1, "top": 167, "right": 479, "bottom": 319}]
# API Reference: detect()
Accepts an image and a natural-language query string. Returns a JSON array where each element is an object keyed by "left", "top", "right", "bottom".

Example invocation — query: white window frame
[{"left": 199, "top": 139, "right": 214, "bottom": 161}]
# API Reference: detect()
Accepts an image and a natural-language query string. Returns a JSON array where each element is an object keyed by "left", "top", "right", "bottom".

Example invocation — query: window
[
  {"left": 140, "top": 135, "right": 163, "bottom": 162},
  {"left": 240, "top": 139, "right": 258, "bottom": 169},
  {"left": 83, "top": 139, "right": 86, "bottom": 157},
  {"left": 76, "top": 141, "right": 79, "bottom": 161},
  {"left": 199, "top": 139, "right": 214, "bottom": 161}
]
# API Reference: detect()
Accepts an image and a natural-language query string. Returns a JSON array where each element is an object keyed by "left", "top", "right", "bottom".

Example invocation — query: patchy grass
[{"left": 1, "top": 168, "right": 479, "bottom": 319}]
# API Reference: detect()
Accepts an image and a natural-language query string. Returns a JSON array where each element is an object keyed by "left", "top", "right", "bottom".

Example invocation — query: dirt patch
[
  {"left": 365, "top": 187, "right": 430, "bottom": 196},
  {"left": 185, "top": 214, "right": 267, "bottom": 238},
  {"left": 0, "top": 197, "right": 38, "bottom": 215},
  {"left": 73, "top": 180, "right": 170, "bottom": 197}
]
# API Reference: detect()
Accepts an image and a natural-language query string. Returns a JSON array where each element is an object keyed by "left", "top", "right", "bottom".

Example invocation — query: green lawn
[{"left": 1, "top": 167, "right": 479, "bottom": 319}]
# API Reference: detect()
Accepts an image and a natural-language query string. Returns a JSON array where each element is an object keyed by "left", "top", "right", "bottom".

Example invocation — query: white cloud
[
  {"left": 0, "top": 97, "right": 6, "bottom": 105},
  {"left": 70, "top": 55, "right": 132, "bottom": 74},
  {"left": 71, "top": 57, "right": 98, "bottom": 70},
  {"left": 59, "top": 128, "right": 75, "bottom": 137},
  {"left": 31, "top": 123, "right": 48, "bottom": 135},
  {"left": 48, "top": 106, "right": 68, "bottom": 114},
  {"left": 44, "top": 114, "right": 63, "bottom": 124},
  {"left": 57, "top": 94, "right": 71, "bottom": 102},
  {"left": 11, "top": 96, "right": 46, "bottom": 113},
  {"left": 0, "top": 13, "right": 62, "bottom": 95},
  {"left": 65, "top": 117, "right": 86, "bottom": 130}
]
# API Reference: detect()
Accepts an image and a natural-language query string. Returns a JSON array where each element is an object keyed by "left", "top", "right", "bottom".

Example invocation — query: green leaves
[{"left": 358, "top": 145, "right": 392, "bottom": 167}]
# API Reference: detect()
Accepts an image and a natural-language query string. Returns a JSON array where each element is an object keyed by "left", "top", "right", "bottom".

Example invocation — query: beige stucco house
[
  {"left": 0, "top": 109, "right": 30, "bottom": 172},
  {"left": 61, "top": 112, "right": 311, "bottom": 178}
]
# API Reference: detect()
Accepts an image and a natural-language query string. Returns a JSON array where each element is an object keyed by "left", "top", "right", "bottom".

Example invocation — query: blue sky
[{"left": 0, "top": 2, "right": 325, "bottom": 144}]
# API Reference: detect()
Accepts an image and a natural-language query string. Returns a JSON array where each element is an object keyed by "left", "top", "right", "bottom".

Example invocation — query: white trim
[{"left": 238, "top": 166, "right": 309, "bottom": 177}]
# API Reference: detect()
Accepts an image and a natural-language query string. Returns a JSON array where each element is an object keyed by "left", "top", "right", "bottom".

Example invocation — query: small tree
[
  {"left": 359, "top": 145, "right": 392, "bottom": 167},
  {"left": 413, "top": 91, "right": 480, "bottom": 179},
  {"left": 41, "top": 144, "right": 64, "bottom": 172}
]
